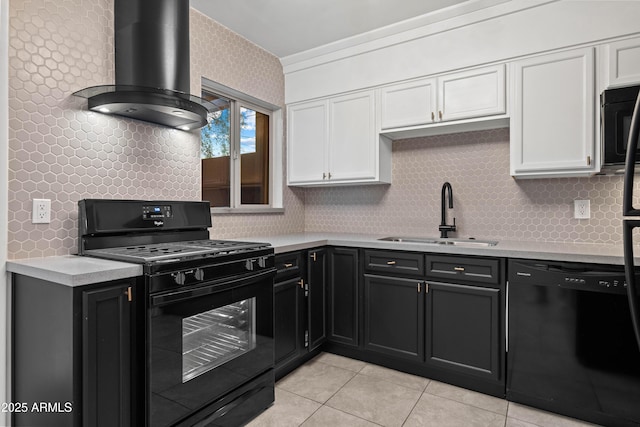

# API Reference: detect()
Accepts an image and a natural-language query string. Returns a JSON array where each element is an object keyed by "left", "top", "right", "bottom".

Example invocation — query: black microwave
[{"left": 601, "top": 84, "right": 640, "bottom": 171}]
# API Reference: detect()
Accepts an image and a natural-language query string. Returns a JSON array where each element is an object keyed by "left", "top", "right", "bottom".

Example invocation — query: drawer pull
[
  {"left": 454, "top": 266, "right": 465, "bottom": 272},
  {"left": 284, "top": 263, "right": 293, "bottom": 268},
  {"left": 387, "top": 261, "right": 397, "bottom": 265}
]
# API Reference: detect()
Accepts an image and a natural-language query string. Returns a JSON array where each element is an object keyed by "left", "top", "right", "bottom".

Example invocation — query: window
[{"left": 200, "top": 83, "right": 281, "bottom": 210}]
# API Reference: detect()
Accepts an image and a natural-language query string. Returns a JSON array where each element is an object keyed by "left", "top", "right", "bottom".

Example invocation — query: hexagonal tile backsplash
[{"left": 304, "top": 128, "right": 628, "bottom": 245}]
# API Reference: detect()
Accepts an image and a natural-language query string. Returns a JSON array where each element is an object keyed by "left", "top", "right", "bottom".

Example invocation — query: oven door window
[{"left": 182, "top": 297, "right": 256, "bottom": 382}]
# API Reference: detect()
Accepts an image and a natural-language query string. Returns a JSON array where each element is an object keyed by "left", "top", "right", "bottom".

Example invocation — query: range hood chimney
[{"left": 73, "top": 0, "right": 213, "bottom": 130}]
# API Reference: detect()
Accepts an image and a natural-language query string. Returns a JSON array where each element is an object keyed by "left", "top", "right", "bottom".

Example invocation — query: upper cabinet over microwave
[
  {"left": 603, "top": 38, "right": 640, "bottom": 88},
  {"left": 379, "top": 64, "right": 507, "bottom": 138}
]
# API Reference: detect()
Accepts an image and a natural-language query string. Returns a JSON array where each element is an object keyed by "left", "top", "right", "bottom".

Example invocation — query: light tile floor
[{"left": 248, "top": 352, "right": 599, "bottom": 427}]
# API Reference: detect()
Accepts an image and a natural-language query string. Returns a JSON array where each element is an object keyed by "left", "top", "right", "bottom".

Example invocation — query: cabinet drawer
[
  {"left": 364, "top": 250, "right": 425, "bottom": 276},
  {"left": 426, "top": 255, "right": 501, "bottom": 286},
  {"left": 275, "top": 252, "right": 304, "bottom": 282}
]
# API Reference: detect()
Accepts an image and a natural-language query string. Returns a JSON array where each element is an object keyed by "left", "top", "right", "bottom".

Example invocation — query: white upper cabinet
[
  {"left": 328, "top": 92, "right": 378, "bottom": 182},
  {"left": 510, "top": 47, "right": 596, "bottom": 178},
  {"left": 287, "top": 100, "right": 328, "bottom": 185},
  {"left": 379, "top": 64, "right": 507, "bottom": 137},
  {"left": 438, "top": 65, "right": 506, "bottom": 122},
  {"left": 604, "top": 37, "right": 640, "bottom": 88},
  {"left": 379, "top": 79, "right": 437, "bottom": 130},
  {"left": 287, "top": 90, "right": 391, "bottom": 187}
]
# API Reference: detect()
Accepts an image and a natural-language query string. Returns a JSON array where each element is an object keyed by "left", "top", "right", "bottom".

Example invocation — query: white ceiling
[{"left": 189, "top": 0, "right": 483, "bottom": 59}]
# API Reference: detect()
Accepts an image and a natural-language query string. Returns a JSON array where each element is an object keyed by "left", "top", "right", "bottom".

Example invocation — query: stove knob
[
  {"left": 173, "top": 271, "right": 186, "bottom": 285},
  {"left": 194, "top": 268, "right": 204, "bottom": 281},
  {"left": 245, "top": 259, "right": 255, "bottom": 271}
]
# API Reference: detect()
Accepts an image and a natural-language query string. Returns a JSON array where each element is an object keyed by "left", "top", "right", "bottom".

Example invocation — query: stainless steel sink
[{"left": 378, "top": 237, "right": 498, "bottom": 247}]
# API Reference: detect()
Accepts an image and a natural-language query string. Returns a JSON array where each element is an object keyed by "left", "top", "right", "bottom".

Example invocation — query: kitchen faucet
[{"left": 439, "top": 182, "right": 456, "bottom": 238}]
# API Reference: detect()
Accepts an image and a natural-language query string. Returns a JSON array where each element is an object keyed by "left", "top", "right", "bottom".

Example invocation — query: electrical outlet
[
  {"left": 32, "top": 199, "right": 51, "bottom": 224},
  {"left": 574, "top": 199, "right": 590, "bottom": 219}
]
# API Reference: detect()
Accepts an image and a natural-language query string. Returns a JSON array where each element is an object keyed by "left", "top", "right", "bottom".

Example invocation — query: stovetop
[{"left": 84, "top": 239, "right": 271, "bottom": 264}]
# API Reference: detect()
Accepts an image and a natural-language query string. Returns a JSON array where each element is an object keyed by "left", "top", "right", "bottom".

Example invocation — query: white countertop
[
  {"left": 6, "top": 255, "right": 143, "bottom": 287},
  {"left": 237, "top": 233, "right": 629, "bottom": 265},
  {"left": 5, "top": 233, "right": 632, "bottom": 287}
]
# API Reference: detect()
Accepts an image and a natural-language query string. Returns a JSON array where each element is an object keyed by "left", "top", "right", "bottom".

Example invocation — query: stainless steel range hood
[{"left": 73, "top": 0, "right": 213, "bottom": 130}]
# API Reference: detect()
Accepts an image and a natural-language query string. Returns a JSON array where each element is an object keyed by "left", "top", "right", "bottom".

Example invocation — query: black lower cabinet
[
  {"left": 12, "top": 274, "right": 140, "bottom": 427},
  {"left": 274, "top": 276, "right": 305, "bottom": 369},
  {"left": 422, "top": 255, "right": 506, "bottom": 395},
  {"left": 274, "top": 249, "right": 327, "bottom": 378},
  {"left": 363, "top": 274, "right": 424, "bottom": 361},
  {"left": 424, "top": 281, "right": 502, "bottom": 381},
  {"left": 83, "top": 285, "right": 136, "bottom": 427},
  {"left": 327, "top": 247, "right": 359, "bottom": 347}
]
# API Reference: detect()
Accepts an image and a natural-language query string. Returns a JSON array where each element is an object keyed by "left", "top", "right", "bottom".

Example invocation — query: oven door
[{"left": 147, "top": 268, "right": 275, "bottom": 427}]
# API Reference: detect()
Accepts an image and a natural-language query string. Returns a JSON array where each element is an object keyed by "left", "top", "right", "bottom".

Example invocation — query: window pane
[
  {"left": 201, "top": 91, "right": 231, "bottom": 207},
  {"left": 240, "top": 108, "right": 269, "bottom": 204}
]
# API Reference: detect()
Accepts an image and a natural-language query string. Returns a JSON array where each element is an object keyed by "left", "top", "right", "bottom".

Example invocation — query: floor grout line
[{"left": 399, "top": 385, "right": 428, "bottom": 427}]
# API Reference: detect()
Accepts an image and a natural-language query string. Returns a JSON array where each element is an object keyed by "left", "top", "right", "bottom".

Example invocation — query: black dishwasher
[{"left": 507, "top": 259, "right": 640, "bottom": 427}]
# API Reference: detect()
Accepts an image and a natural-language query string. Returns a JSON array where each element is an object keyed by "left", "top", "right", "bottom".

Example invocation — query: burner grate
[{"left": 84, "top": 240, "right": 269, "bottom": 263}]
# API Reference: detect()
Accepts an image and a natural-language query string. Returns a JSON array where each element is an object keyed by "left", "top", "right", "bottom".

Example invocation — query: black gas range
[{"left": 78, "top": 199, "right": 276, "bottom": 427}]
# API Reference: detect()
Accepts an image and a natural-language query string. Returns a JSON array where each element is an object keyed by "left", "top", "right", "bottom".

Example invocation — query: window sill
[{"left": 210, "top": 207, "right": 285, "bottom": 215}]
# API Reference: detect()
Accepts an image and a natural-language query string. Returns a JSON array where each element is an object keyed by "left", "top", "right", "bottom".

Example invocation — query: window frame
[{"left": 201, "top": 78, "right": 283, "bottom": 214}]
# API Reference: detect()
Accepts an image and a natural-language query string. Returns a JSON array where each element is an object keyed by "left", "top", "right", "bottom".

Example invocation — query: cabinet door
[
  {"left": 328, "top": 247, "right": 360, "bottom": 347},
  {"left": 328, "top": 91, "right": 377, "bottom": 182},
  {"left": 274, "top": 276, "right": 305, "bottom": 369},
  {"left": 438, "top": 64, "right": 506, "bottom": 122},
  {"left": 380, "top": 78, "right": 437, "bottom": 129},
  {"left": 287, "top": 100, "right": 328, "bottom": 185},
  {"left": 606, "top": 37, "right": 640, "bottom": 87},
  {"left": 363, "top": 274, "right": 424, "bottom": 362},
  {"left": 510, "top": 48, "right": 595, "bottom": 177},
  {"left": 307, "top": 248, "right": 327, "bottom": 351},
  {"left": 83, "top": 282, "right": 135, "bottom": 427},
  {"left": 425, "top": 281, "right": 502, "bottom": 381}
]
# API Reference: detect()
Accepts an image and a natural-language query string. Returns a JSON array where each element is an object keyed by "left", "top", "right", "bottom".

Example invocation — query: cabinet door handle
[
  {"left": 587, "top": 155, "right": 591, "bottom": 165},
  {"left": 386, "top": 261, "right": 397, "bottom": 265},
  {"left": 125, "top": 286, "right": 132, "bottom": 302},
  {"left": 417, "top": 283, "right": 421, "bottom": 293},
  {"left": 431, "top": 111, "right": 435, "bottom": 121},
  {"left": 454, "top": 266, "right": 465, "bottom": 272},
  {"left": 439, "top": 110, "right": 443, "bottom": 120},
  {"left": 327, "top": 172, "right": 332, "bottom": 179},
  {"left": 283, "top": 263, "right": 293, "bottom": 268},
  {"left": 310, "top": 252, "right": 317, "bottom": 262},
  {"left": 323, "top": 173, "right": 327, "bottom": 180},
  {"left": 298, "top": 279, "right": 304, "bottom": 288}
]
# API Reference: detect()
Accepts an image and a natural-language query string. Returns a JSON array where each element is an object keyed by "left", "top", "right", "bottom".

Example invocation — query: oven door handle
[{"left": 150, "top": 268, "right": 276, "bottom": 307}]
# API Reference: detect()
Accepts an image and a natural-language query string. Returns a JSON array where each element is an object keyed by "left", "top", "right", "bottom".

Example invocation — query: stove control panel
[{"left": 142, "top": 205, "right": 173, "bottom": 220}]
